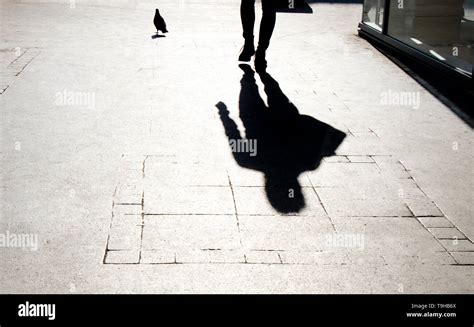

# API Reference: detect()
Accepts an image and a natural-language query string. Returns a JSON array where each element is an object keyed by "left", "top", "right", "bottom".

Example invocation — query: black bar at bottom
[{"left": 0, "top": 295, "right": 472, "bottom": 326}]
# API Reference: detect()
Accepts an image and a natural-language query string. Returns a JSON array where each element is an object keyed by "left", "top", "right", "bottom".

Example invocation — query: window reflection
[
  {"left": 387, "top": 0, "right": 474, "bottom": 75},
  {"left": 363, "top": 0, "right": 385, "bottom": 32}
]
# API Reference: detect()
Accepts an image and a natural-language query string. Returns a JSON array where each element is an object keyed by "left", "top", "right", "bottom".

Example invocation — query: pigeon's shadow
[
  {"left": 216, "top": 64, "right": 346, "bottom": 214},
  {"left": 151, "top": 34, "right": 166, "bottom": 39}
]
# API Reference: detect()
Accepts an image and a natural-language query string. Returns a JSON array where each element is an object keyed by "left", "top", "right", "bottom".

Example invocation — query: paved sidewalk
[{"left": 1, "top": 0, "right": 473, "bottom": 293}]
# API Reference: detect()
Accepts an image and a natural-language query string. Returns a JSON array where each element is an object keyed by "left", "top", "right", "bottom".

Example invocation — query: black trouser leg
[
  {"left": 241, "top": 0, "right": 255, "bottom": 44},
  {"left": 257, "top": 0, "right": 276, "bottom": 51}
]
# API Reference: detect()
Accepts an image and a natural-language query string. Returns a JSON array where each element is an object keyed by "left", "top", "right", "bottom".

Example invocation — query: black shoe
[
  {"left": 238, "top": 44, "right": 255, "bottom": 62},
  {"left": 254, "top": 50, "right": 267, "bottom": 72}
]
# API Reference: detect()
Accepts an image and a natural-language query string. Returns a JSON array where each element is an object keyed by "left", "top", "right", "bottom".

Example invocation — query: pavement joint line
[
  {"left": 6, "top": 48, "right": 41, "bottom": 76},
  {"left": 102, "top": 186, "right": 119, "bottom": 264},
  {"left": 154, "top": 185, "right": 232, "bottom": 187},
  {"left": 446, "top": 249, "right": 474, "bottom": 252},
  {"left": 232, "top": 185, "right": 314, "bottom": 188},
  {"left": 104, "top": 262, "right": 140, "bottom": 266},
  {"left": 277, "top": 253, "right": 283, "bottom": 264},
  {"left": 6, "top": 48, "right": 29, "bottom": 67},
  {"left": 144, "top": 213, "right": 235, "bottom": 216},
  {"left": 343, "top": 215, "right": 415, "bottom": 218},
  {"left": 103, "top": 247, "right": 462, "bottom": 265},
  {"left": 432, "top": 236, "right": 468, "bottom": 240},
  {"left": 142, "top": 155, "right": 149, "bottom": 178},
  {"left": 147, "top": 212, "right": 341, "bottom": 218},
  {"left": 103, "top": 260, "right": 460, "bottom": 266},
  {"left": 138, "top": 161, "right": 146, "bottom": 264},
  {"left": 404, "top": 203, "right": 416, "bottom": 218},
  {"left": 368, "top": 128, "right": 379, "bottom": 137},
  {"left": 226, "top": 169, "right": 243, "bottom": 249},
  {"left": 406, "top": 169, "right": 469, "bottom": 245},
  {"left": 117, "top": 213, "right": 142, "bottom": 216},
  {"left": 307, "top": 175, "right": 336, "bottom": 232},
  {"left": 115, "top": 202, "right": 142, "bottom": 205}
]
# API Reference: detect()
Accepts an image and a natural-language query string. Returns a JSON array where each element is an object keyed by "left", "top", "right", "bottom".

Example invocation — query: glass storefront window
[
  {"left": 363, "top": 0, "right": 385, "bottom": 32},
  {"left": 387, "top": 0, "right": 474, "bottom": 75}
]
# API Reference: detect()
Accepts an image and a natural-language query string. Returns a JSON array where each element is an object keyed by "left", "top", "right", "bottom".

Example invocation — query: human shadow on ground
[
  {"left": 151, "top": 34, "right": 166, "bottom": 39},
  {"left": 216, "top": 64, "right": 346, "bottom": 213}
]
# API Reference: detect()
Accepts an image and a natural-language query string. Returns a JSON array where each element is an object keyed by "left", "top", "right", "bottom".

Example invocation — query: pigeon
[{"left": 153, "top": 9, "right": 168, "bottom": 35}]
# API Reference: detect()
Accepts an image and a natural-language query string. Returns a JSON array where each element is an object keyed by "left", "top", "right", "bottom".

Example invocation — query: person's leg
[
  {"left": 239, "top": 0, "right": 256, "bottom": 61},
  {"left": 241, "top": 0, "right": 255, "bottom": 43},
  {"left": 257, "top": 0, "right": 276, "bottom": 52},
  {"left": 255, "top": 0, "right": 276, "bottom": 71}
]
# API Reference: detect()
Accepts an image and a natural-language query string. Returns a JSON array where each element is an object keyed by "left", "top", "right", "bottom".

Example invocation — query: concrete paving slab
[
  {"left": 141, "top": 215, "right": 240, "bottom": 250},
  {"left": 239, "top": 215, "right": 334, "bottom": 251},
  {"left": 144, "top": 186, "right": 235, "bottom": 215}
]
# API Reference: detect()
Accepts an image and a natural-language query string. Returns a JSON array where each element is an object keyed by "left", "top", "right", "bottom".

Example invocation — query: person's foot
[
  {"left": 238, "top": 44, "right": 255, "bottom": 62},
  {"left": 254, "top": 49, "right": 267, "bottom": 72}
]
